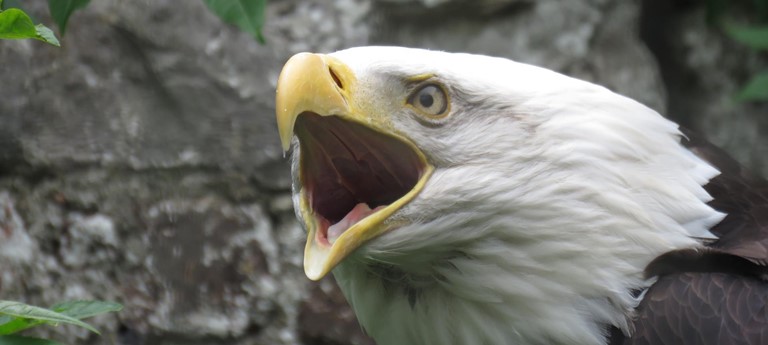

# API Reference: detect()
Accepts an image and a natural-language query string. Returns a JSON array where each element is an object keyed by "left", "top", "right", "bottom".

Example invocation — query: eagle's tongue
[{"left": 327, "top": 203, "right": 384, "bottom": 244}]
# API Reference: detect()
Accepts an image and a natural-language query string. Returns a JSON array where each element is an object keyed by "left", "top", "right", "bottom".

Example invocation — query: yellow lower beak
[{"left": 275, "top": 52, "right": 433, "bottom": 280}]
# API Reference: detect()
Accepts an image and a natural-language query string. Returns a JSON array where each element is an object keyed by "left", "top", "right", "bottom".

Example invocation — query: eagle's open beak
[{"left": 276, "top": 53, "right": 434, "bottom": 280}]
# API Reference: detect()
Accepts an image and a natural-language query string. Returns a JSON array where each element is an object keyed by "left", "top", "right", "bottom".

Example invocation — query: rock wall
[{"left": 0, "top": 0, "right": 764, "bottom": 344}]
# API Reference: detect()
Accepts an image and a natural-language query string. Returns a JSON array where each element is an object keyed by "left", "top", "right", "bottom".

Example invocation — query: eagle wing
[
  {"left": 619, "top": 272, "right": 768, "bottom": 345},
  {"left": 613, "top": 131, "right": 768, "bottom": 345}
]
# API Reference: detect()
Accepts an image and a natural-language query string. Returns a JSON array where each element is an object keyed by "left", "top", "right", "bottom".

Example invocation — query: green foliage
[
  {"left": 726, "top": 23, "right": 768, "bottom": 50},
  {"left": 706, "top": 0, "right": 768, "bottom": 102},
  {"left": 0, "top": 301, "right": 100, "bottom": 334},
  {"left": 47, "top": 0, "right": 90, "bottom": 35},
  {"left": 736, "top": 71, "right": 768, "bottom": 101},
  {"left": 0, "top": 300, "right": 122, "bottom": 345},
  {"left": 0, "top": 7, "right": 59, "bottom": 46},
  {"left": 50, "top": 300, "right": 123, "bottom": 320},
  {"left": 725, "top": 23, "right": 768, "bottom": 100},
  {"left": 0, "top": 335, "right": 63, "bottom": 345},
  {"left": 0, "top": 0, "right": 90, "bottom": 47},
  {"left": 1, "top": 0, "right": 269, "bottom": 46},
  {"left": 203, "top": 0, "right": 267, "bottom": 43}
]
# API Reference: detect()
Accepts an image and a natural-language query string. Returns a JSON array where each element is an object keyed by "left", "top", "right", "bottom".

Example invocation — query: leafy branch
[
  {"left": 0, "top": 300, "right": 122, "bottom": 345},
  {"left": 0, "top": 3, "right": 59, "bottom": 46},
  {"left": 0, "top": 0, "right": 268, "bottom": 47}
]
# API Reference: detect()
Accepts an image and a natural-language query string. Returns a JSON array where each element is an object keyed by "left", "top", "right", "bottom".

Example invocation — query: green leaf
[
  {"left": 0, "top": 8, "right": 37, "bottom": 39},
  {"left": 736, "top": 71, "right": 768, "bottom": 102},
  {"left": 34, "top": 24, "right": 59, "bottom": 46},
  {"left": 0, "top": 335, "right": 64, "bottom": 345},
  {"left": 51, "top": 301, "right": 122, "bottom": 320},
  {"left": 0, "top": 318, "right": 38, "bottom": 336},
  {"left": 725, "top": 23, "right": 768, "bottom": 50},
  {"left": 203, "top": 0, "right": 267, "bottom": 43},
  {"left": 0, "top": 8, "right": 60, "bottom": 46},
  {"left": 0, "top": 301, "right": 98, "bottom": 335},
  {"left": 47, "top": 0, "right": 90, "bottom": 35},
  {"left": 0, "top": 301, "right": 121, "bottom": 335}
]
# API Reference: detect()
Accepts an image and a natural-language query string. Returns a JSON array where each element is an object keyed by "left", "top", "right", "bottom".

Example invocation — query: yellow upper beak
[
  {"left": 275, "top": 53, "right": 351, "bottom": 151},
  {"left": 275, "top": 53, "right": 433, "bottom": 280}
]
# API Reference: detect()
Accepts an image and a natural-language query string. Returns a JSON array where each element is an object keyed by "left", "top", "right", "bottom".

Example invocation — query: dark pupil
[{"left": 419, "top": 92, "right": 434, "bottom": 108}]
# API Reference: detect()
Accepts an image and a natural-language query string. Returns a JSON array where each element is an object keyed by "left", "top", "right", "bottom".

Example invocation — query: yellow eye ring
[{"left": 407, "top": 83, "right": 450, "bottom": 117}]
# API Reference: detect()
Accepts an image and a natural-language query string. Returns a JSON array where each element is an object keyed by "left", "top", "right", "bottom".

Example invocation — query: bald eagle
[{"left": 274, "top": 47, "right": 768, "bottom": 345}]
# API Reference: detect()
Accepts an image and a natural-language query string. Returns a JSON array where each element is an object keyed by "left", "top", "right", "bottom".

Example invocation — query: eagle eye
[{"left": 407, "top": 84, "right": 449, "bottom": 117}]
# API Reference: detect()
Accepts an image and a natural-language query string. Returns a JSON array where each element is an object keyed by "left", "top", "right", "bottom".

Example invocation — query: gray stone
[
  {"left": 370, "top": 0, "right": 666, "bottom": 112},
  {"left": 299, "top": 278, "right": 375, "bottom": 345},
  {"left": 0, "top": 191, "right": 35, "bottom": 265}
]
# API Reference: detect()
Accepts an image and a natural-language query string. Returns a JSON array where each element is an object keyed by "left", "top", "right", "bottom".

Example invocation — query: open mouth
[{"left": 294, "top": 113, "right": 427, "bottom": 246}]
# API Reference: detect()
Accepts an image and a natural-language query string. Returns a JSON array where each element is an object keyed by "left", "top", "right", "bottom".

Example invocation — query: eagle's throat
[{"left": 295, "top": 113, "right": 425, "bottom": 244}]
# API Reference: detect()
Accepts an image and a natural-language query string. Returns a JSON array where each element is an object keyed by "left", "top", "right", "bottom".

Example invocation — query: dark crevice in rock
[
  {"left": 0, "top": 165, "right": 56, "bottom": 187},
  {"left": 49, "top": 189, "right": 100, "bottom": 215},
  {"left": 250, "top": 163, "right": 293, "bottom": 194},
  {"left": 639, "top": 0, "right": 706, "bottom": 128},
  {"left": 111, "top": 25, "right": 187, "bottom": 125},
  {"left": 369, "top": 0, "right": 535, "bottom": 44},
  {"left": 144, "top": 333, "right": 244, "bottom": 345},
  {"left": 299, "top": 281, "right": 375, "bottom": 345},
  {"left": 372, "top": 0, "right": 533, "bottom": 20},
  {"left": 118, "top": 324, "right": 146, "bottom": 345},
  {"left": 0, "top": 164, "right": 223, "bottom": 189},
  {"left": 0, "top": 131, "right": 24, "bottom": 178}
]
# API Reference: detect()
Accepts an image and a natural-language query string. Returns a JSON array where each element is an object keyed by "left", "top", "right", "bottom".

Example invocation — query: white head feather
[{"left": 304, "top": 47, "right": 724, "bottom": 345}]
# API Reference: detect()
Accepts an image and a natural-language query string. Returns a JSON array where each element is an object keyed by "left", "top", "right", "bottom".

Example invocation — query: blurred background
[{"left": 0, "top": 0, "right": 766, "bottom": 344}]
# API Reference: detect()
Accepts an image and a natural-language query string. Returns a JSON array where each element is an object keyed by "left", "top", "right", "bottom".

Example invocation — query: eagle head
[{"left": 275, "top": 47, "right": 724, "bottom": 345}]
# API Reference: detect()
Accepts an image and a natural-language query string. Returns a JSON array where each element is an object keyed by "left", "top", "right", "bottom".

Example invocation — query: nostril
[{"left": 329, "top": 67, "right": 343, "bottom": 89}]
